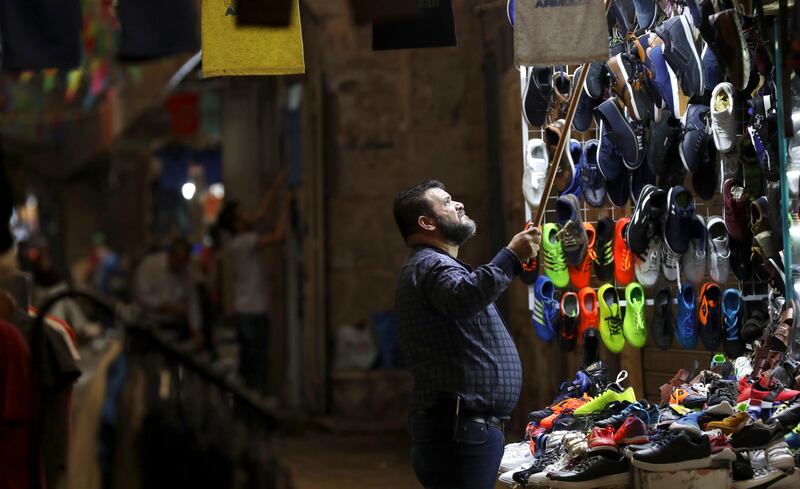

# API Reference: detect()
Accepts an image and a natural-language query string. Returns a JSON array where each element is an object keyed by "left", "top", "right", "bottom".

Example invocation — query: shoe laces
[
  {"left": 579, "top": 247, "right": 597, "bottom": 272},
  {"left": 556, "top": 221, "right": 581, "bottom": 251},
  {"left": 545, "top": 242, "right": 567, "bottom": 271}
]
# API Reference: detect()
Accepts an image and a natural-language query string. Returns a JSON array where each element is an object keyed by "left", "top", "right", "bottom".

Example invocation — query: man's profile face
[{"left": 424, "top": 188, "right": 476, "bottom": 246}]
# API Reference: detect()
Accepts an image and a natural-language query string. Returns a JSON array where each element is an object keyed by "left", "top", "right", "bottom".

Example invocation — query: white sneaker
[
  {"left": 734, "top": 355, "right": 753, "bottom": 381},
  {"left": 661, "top": 241, "right": 679, "bottom": 282},
  {"left": 683, "top": 215, "right": 707, "bottom": 286},
  {"left": 523, "top": 138, "right": 549, "bottom": 209},
  {"left": 500, "top": 440, "right": 533, "bottom": 473},
  {"left": 635, "top": 238, "right": 662, "bottom": 287},
  {"left": 734, "top": 466, "right": 789, "bottom": 489},
  {"left": 528, "top": 438, "right": 588, "bottom": 487},
  {"left": 498, "top": 463, "right": 531, "bottom": 486},
  {"left": 711, "top": 83, "right": 737, "bottom": 153},
  {"left": 707, "top": 216, "right": 731, "bottom": 283},
  {"left": 765, "top": 440, "right": 795, "bottom": 470}
]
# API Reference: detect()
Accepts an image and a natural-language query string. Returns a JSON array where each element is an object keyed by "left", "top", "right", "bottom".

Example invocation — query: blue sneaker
[
  {"left": 664, "top": 185, "right": 695, "bottom": 254},
  {"left": 680, "top": 104, "right": 711, "bottom": 173},
  {"left": 533, "top": 275, "right": 559, "bottom": 342},
  {"left": 722, "top": 289, "right": 744, "bottom": 358},
  {"left": 597, "top": 121, "right": 625, "bottom": 181},
  {"left": 572, "top": 65, "right": 604, "bottom": 132},
  {"left": 607, "top": 171, "right": 631, "bottom": 208},
  {"left": 655, "top": 13, "right": 704, "bottom": 97},
  {"left": 595, "top": 98, "right": 643, "bottom": 169},
  {"left": 650, "top": 44, "right": 676, "bottom": 115},
  {"left": 669, "top": 411, "right": 704, "bottom": 437},
  {"left": 633, "top": 0, "right": 658, "bottom": 29},
  {"left": 676, "top": 283, "right": 698, "bottom": 349},
  {"left": 647, "top": 110, "right": 681, "bottom": 179},
  {"left": 523, "top": 67, "right": 553, "bottom": 127},
  {"left": 702, "top": 45, "right": 721, "bottom": 94},
  {"left": 580, "top": 139, "right": 607, "bottom": 207},
  {"left": 561, "top": 139, "right": 584, "bottom": 198}
]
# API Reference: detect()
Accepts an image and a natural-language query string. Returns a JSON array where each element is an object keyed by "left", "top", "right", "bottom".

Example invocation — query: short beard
[{"left": 436, "top": 215, "right": 477, "bottom": 246}]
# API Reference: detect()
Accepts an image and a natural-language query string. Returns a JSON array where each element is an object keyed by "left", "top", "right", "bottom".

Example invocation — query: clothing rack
[{"left": 31, "top": 288, "right": 279, "bottom": 426}]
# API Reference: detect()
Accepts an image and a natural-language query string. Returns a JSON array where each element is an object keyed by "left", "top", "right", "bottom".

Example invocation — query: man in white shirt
[
  {"left": 217, "top": 170, "right": 288, "bottom": 392},
  {"left": 134, "top": 237, "right": 202, "bottom": 345}
]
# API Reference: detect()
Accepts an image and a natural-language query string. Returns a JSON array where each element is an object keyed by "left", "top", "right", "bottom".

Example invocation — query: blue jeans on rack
[{"left": 408, "top": 413, "right": 504, "bottom": 489}]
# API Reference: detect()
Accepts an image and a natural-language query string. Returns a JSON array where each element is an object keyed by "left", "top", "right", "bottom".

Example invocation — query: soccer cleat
[
  {"left": 533, "top": 275, "right": 560, "bottom": 342},
  {"left": 623, "top": 282, "right": 647, "bottom": 348},
  {"left": 594, "top": 218, "right": 615, "bottom": 282},
  {"left": 560, "top": 292, "right": 579, "bottom": 352},
  {"left": 574, "top": 385, "right": 637, "bottom": 416},
  {"left": 569, "top": 223, "right": 596, "bottom": 289},
  {"left": 676, "top": 284, "right": 698, "bottom": 349},
  {"left": 698, "top": 282, "right": 723, "bottom": 351},
  {"left": 598, "top": 284, "right": 625, "bottom": 353},
  {"left": 614, "top": 416, "right": 650, "bottom": 445},
  {"left": 670, "top": 384, "right": 707, "bottom": 408},
  {"left": 542, "top": 223, "right": 570, "bottom": 288},
  {"left": 614, "top": 218, "right": 635, "bottom": 285},
  {"left": 577, "top": 287, "right": 599, "bottom": 345}
]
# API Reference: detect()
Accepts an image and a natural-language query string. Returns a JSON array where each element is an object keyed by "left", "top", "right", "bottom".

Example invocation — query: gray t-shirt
[{"left": 228, "top": 232, "right": 269, "bottom": 314}]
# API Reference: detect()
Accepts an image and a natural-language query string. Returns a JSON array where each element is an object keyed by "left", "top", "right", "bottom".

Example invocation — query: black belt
[{"left": 463, "top": 414, "right": 504, "bottom": 431}]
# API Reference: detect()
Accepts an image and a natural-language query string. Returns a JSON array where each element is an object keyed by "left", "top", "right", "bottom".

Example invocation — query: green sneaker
[
  {"left": 574, "top": 386, "right": 637, "bottom": 415},
  {"left": 598, "top": 283, "right": 625, "bottom": 353},
  {"left": 736, "top": 400, "right": 749, "bottom": 412},
  {"left": 542, "top": 223, "right": 569, "bottom": 288},
  {"left": 623, "top": 282, "right": 647, "bottom": 348}
]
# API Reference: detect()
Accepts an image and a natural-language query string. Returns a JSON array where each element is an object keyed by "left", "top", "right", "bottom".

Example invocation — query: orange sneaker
[
  {"left": 569, "top": 223, "right": 596, "bottom": 289},
  {"left": 540, "top": 395, "right": 591, "bottom": 429},
  {"left": 578, "top": 287, "right": 599, "bottom": 344},
  {"left": 614, "top": 218, "right": 634, "bottom": 285}
]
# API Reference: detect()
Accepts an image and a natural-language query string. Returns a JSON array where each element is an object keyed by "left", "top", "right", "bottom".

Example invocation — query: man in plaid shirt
[{"left": 393, "top": 180, "right": 541, "bottom": 489}]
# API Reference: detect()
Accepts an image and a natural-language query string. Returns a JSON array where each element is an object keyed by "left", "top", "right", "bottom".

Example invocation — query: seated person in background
[{"left": 133, "top": 236, "right": 202, "bottom": 346}]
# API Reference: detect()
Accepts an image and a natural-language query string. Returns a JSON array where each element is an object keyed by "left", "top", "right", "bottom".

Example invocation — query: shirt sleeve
[{"left": 420, "top": 248, "right": 520, "bottom": 320}]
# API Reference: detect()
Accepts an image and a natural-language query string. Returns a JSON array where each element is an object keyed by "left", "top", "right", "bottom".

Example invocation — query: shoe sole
[
  {"left": 617, "top": 435, "right": 649, "bottom": 445},
  {"left": 631, "top": 455, "right": 712, "bottom": 472},
  {"left": 588, "top": 444, "right": 620, "bottom": 454},
  {"left": 710, "top": 448, "right": 736, "bottom": 462},
  {"left": 523, "top": 70, "right": 549, "bottom": 127},
  {"left": 547, "top": 472, "right": 629, "bottom": 489}
]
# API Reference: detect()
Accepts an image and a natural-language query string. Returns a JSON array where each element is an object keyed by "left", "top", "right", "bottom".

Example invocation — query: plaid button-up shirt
[{"left": 394, "top": 246, "right": 523, "bottom": 418}]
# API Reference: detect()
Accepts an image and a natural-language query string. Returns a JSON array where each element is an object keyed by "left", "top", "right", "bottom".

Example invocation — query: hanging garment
[
  {"left": 0, "top": 320, "right": 32, "bottom": 489},
  {"left": 0, "top": 0, "right": 82, "bottom": 71},
  {"left": 201, "top": 0, "right": 305, "bottom": 77},
  {"left": 514, "top": 0, "right": 608, "bottom": 66},
  {"left": 117, "top": 0, "right": 199, "bottom": 61},
  {"left": 372, "top": 0, "right": 456, "bottom": 51}
]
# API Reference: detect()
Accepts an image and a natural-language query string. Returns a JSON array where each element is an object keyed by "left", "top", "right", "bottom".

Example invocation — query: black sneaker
[
  {"left": 775, "top": 399, "right": 800, "bottom": 431},
  {"left": 731, "top": 452, "right": 754, "bottom": 481},
  {"left": 692, "top": 139, "right": 718, "bottom": 201},
  {"left": 631, "top": 432, "right": 712, "bottom": 471},
  {"left": 664, "top": 185, "right": 695, "bottom": 254},
  {"left": 583, "top": 360, "right": 610, "bottom": 396},
  {"left": 608, "top": 171, "right": 631, "bottom": 208},
  {"left": 595, "top": 98, "right": 643, "bottom": 169},
  {"left": 630, "top": 160, "right": 657, "bottom": 206},
  {"left": 680, "top": 104, "right": 711, "bottom": 173},
  {"left": 706, "top": 379, "right": 737, "bottom": 414},
  {"left": 650, "top": 286, "right": 674, "bottom": 350},
  {"left": 523, "top": 67, "right": 553, "bottom": 127},
  {"left": 767, "top": 181, "right": 784, "bottom": 253},
  {"left": 730, "top": 420, "right": 784, "bottom": 450},
  {"left": 573, "top": 65, "right": 603, "bottom": 132},
  {"left": 627, "top": 184, "right": 667, "bottom": 257},
  {"left": 647, "top": 110, "right": 681, "bottom": 180},
  {"left": 729, "top": 236, "right": 753, "bottom": 282},
  {"left": 655, "top": 13, "right": 704, "bottom": 97},
  {"left": 594, "top": 400, "right": 659, "bottom": 429},
  {"left": 513, "top": 434, "right": 561, "bottom": 484},
  {"left": 594, "top": 218, "right": 615, "bottom": 281},
  {"left": 547, "top": 453, "right": 630, "bottom": 488}
]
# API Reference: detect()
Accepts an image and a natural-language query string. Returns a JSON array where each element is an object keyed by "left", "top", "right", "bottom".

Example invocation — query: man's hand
[{"left": 507, "top": 226, "right": 542, "bottom": 262}]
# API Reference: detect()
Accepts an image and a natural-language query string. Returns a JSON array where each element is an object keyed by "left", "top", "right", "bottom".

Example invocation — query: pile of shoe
[{"left": 498, "top": 355, "right": 800, "bottom": 488}]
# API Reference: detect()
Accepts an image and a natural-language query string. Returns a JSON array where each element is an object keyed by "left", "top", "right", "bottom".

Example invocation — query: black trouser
[
  {"left": 408, "top": 413, "right": 505, "bottom": 489},
  {"left": 235, "top": 313, "right": 269, "bottom": 393}
]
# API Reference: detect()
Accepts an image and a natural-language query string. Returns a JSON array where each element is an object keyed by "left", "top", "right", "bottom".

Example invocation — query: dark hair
[
  {"left": 216, "top": 200, "right": 240, "bottom": 233},
  {"left": 393, "top": 180, "right": 445, "bottom": 239}
]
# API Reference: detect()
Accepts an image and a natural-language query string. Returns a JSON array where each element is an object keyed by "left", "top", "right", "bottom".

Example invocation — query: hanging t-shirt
[
  {"left": 228, "top": 233, "right": 269, "bottom": 314},
  {"left": 0, "top": 0, "right": 82, "bottom": 71},
  {"left": 201, "top": 0, "right": 305, "bottom": 77},
  {"left": 117, "top": 0, "right": 199, "bottom": 61},
  {"left": 0, "top": 319, "right": 32, "bottom": 489}
]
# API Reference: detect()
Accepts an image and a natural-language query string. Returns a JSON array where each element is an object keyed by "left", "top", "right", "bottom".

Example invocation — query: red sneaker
[
  {"left": 614, "top": 218, "right": 634, "bottom": 285},
  {"left": 614, "top": 416, "right": 649, "bottom": 445},
  {"left": 577, "top": 287, "right": 599, "bottom": 345},
  {"left": 749, "top": 375, "right": 800, "bottom": 406},
  {"left": 708, "top": 433, "right": 736, "bottom": 462},
  {"left": 588, "top": 425, "right": 618, "bottom": 453},
  {"left": 569, "top": 223, "right": 596, "bottom": 289}
]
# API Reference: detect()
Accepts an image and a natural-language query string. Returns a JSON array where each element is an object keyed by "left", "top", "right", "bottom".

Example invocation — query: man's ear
[{"left": 418, "top": 215, "right": 436, "bottom": 232}]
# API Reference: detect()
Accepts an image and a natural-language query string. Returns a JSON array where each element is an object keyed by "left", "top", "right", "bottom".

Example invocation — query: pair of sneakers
[{"left": 597, "top": 282, "right": 647, "bottom": 353}]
